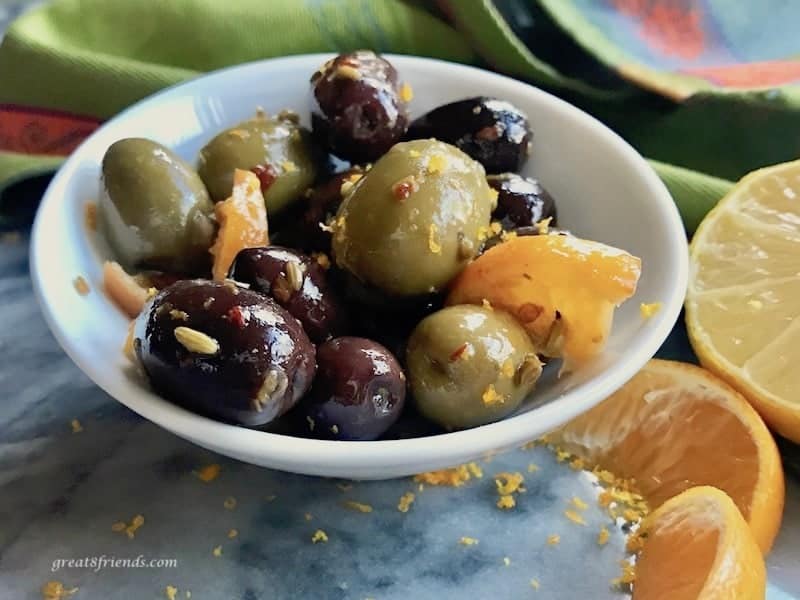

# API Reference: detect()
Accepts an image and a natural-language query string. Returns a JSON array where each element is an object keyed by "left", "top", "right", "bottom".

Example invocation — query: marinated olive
[
  {"left": 230, "top": 246, "right": 349, "bottom": 343},
  {"left": 332, "top": 139, "right": 493, "bottom": 297},
  {"left": 406, "top": 305, "right": 542, "bottom": 430},
  {"left": 198, "top": 113, "right": 318, "bottom": 213},
  {"left": 296, "top": 337, "right": 406, "bottom": 440},
  {"left": 405, "top": 97, "right": 531, "bottom": 173},
  {"left": 134, "top": 279, "right": 316, "bottom": 427},
  {"left": 310, "top": 51, "right": 410, "bottom": 162},
  {"left": 99, "top": 138, "right": 215, "bottom": 273},
  {"left": 488, "top": 173, "right": 557, "bottom": 229},
  {"left": 274, "top": 167, "right": 364, "bottom": 252}
]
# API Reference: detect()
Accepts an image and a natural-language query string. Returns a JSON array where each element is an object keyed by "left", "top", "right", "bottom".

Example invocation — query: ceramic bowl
[{"left": 31, "top": 54, "right": 687, "bottom": 479}]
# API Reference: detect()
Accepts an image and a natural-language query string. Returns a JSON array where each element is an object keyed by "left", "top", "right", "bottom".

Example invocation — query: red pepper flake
[
  {"left": 391, "top": 175, "right": 419, "bottom": 202},
  {"left": 251, "top": 164, "right": 277, "bottom": 192},
  {"left": 227, "top": 305, "right": 247, "bottom": 328},
  {"left": 449, "top": 343, "right": 470, "bottom": 362}
]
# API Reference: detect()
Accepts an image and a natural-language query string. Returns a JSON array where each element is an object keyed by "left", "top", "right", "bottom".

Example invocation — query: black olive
[
  {"left": 134, "top": 279, "right": 316, "bottom": 427},
  {"left": 310, "top": 51, "right": 410, "bottom": 162},
  {"left": 295, "top": 337, "right": 406, "bottom": 440},
  {"left": 405, "top": 97, "right": 531, "bottom": 173},
  {"left": 488, "top": 173, "right": 557, "bottom": 229},
  {"left": 230, "top": 246, "right": 349, "bottom": 343}
]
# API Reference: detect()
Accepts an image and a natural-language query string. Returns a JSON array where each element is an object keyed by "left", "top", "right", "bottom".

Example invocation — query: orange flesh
[
  {"left": 446, "top": 235, "right": 640, "bottom": 365},
  {"left": 634, "top": 516, "right": 720, "bottom": 600},
  {"left": 554, "top": 359, "right": 784, "bottom": 554},
  {"left": 210, "top": 168, "right": 269, "bottom": 281}
]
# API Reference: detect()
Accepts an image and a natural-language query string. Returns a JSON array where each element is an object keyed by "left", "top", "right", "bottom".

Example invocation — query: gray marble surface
[{"left": 0, "top": 229, "right": 799, "bottom": 600}]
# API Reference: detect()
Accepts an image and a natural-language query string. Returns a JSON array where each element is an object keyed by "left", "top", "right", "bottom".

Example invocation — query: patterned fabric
[{"left": 541, "top": 0, "right": 800, "bottom": 98}]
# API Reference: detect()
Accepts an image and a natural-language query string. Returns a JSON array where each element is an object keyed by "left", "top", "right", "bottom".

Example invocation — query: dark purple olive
[
  {"left": 310, "top": 51, "right": 410, "bottom": 162},
  {"left": 482, "top": 224, "right": 572, "bottom": 252},
  {"left": 273, "top": 167, "right": 364, "bottom": 253},
  {"left": 133, "top": 279, "right": 316, "bottom": 427},
  {"left": 405, "top": 97, "right": 531, "bottom": 173},
  {"left": 488, "top": 173, "right": 557, "bottom": 229},
  {"left": 230, "top": 247, "right": 349, "bottom": 343},
  {"left": 297, "top": 337, "right": 406, "bottom": 440}
]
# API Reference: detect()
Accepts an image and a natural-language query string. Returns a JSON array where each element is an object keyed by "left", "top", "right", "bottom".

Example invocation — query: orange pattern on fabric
[
  {"left": 613, "top": 0, "right": 706, "bottom": 60},
  {"left": 0, "top": 105, "right": 100, "bottom": 155},
  {"left": 682, "top": 60, "right": 800, "bottom": 89}
]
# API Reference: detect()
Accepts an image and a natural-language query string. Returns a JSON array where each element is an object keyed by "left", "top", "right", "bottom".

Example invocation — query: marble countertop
[{"left": 0, "top": 227, "right": 799, "bottom": 599}]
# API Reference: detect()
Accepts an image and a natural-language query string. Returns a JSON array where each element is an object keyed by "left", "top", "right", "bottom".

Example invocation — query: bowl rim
[{"left": 30, "top": 53, "right": 688, "bottom": 474}]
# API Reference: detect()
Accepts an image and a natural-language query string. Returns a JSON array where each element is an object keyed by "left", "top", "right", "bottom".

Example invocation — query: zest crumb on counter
[
  {"left": 564, "top": 509, "right": 587, "bottom": 526},
  {"left": 494, "top": 472, "right": 524, "bottom": 495},
  {"left": 527, "top": 463, "right": 539, "bottom": 473},
  {"left": 223, "top": 496, "right": 237, "bottom": 510},
  {"left": 304, "top": 513, "right": 313, "bottom": 522},
  {"left": 397, "top": 492, "right": 415, "bottom": 513},
  {"left": 311, "top": 529, "right": 329, "bottom": 544},
  {"left": 73, "top": 276, "right": 90, "bottom": 296},
  {"left": 343, "top": 501, "right": 373, "bottom": 513},
  {"left": 597, "top": 527, "right": 610, "bottom": 546},
  {"left": 212, "top": 545, "right": 223, "bottom": 557},
  {"left": 612, "top": 561, "right": 637, "bottom": 587},
  {"left": 530, "top": 579, "right": 540, "bottom": 590},
  {"left": 413, "top": 464, "right": 476, "bottom": 487},
  {"left": 228, "top": 529, "right": 238, "bottom": 539},
  {"left": 84, "top": 202, "right": 97, "bottom": 231},
  {"left": 546, "top": 534, "right": 560, "bottom": 546},
  {"left": 503, "top": 557, "right": 511, "bottom": 567},
  {"left": 165, "top": 585, "right": 178, "bottom": 600},
  {"left": 496, "top": 495, "right": 516, "bottom": 510},
  {"left": 571, "top": 497, "right": 588, "bottom": 511},
  {"left": 70, "top": 419, "right": 83, "bottom": 433},
  {"left": 640, "top": 302, "right": 662, "bottom": 318},
  {"left": 466, "top": 462, "right": 483, "bottom": 478},
  {"left": 42, "top": 581, "right": 78, "bottom": 600},
  {"left": 569, "top": 457, "right": 585, "bottom": 470},
  {"left": 458, "top": 536, "right": 478, "bottom": 546},
  {"left": 111, "top": 514, "right": 144, "bottom": 539},
  {"left": 194, "top": 464, "right": 221, "bottom": 483}
]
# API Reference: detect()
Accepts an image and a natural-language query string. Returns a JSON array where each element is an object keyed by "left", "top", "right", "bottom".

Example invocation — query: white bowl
[{"left": 31, "top": 54, "right": 687, "bottom": 479}]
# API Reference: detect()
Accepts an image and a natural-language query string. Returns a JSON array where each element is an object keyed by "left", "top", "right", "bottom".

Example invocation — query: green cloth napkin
[{"left": 6, "top": 0, "right": 789, "bottom": 233}]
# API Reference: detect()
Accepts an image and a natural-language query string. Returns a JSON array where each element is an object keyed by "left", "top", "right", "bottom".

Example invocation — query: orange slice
[
  {"left": 686, "top": 159, "right": 800, "bottom": 442},
  {"left": 446, "top": 235, "right": 640, "bottom": 368},
  {"left": 552, "top": 359, "right": 784, "bottom": 553},
  {"left": 633, "top": 486, "right": 766, "bottom": 600},
  {"left": 210, "top": 168, "right": 269, "bottom": 281}
]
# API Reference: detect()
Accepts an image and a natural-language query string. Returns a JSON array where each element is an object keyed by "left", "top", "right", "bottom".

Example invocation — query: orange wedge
[
  {"left": 210, "top": 168, "right": 269, "bottom": 281},
  {"left": 552, "top": 359, "right": 784, "bottom": 553},
  {"left": 633, "top": 486, "right": 766, "bottom": 600},
  {"left": 446, "top": 235, "right": 640, "bottom": 368}
]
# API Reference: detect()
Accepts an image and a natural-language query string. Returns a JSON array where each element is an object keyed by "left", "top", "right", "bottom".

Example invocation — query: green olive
[
  {"left": 406, "top": 305, "right": 542, "bottom": 429},
  {"left": 332, "top": 139, "right": 493, "bottom": 297},
  {"left": 197, "top": 113, "right": 317, "bottom": 213},
  {"left": 99, "top": 138, "right": 216, "bottom": 273}
]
